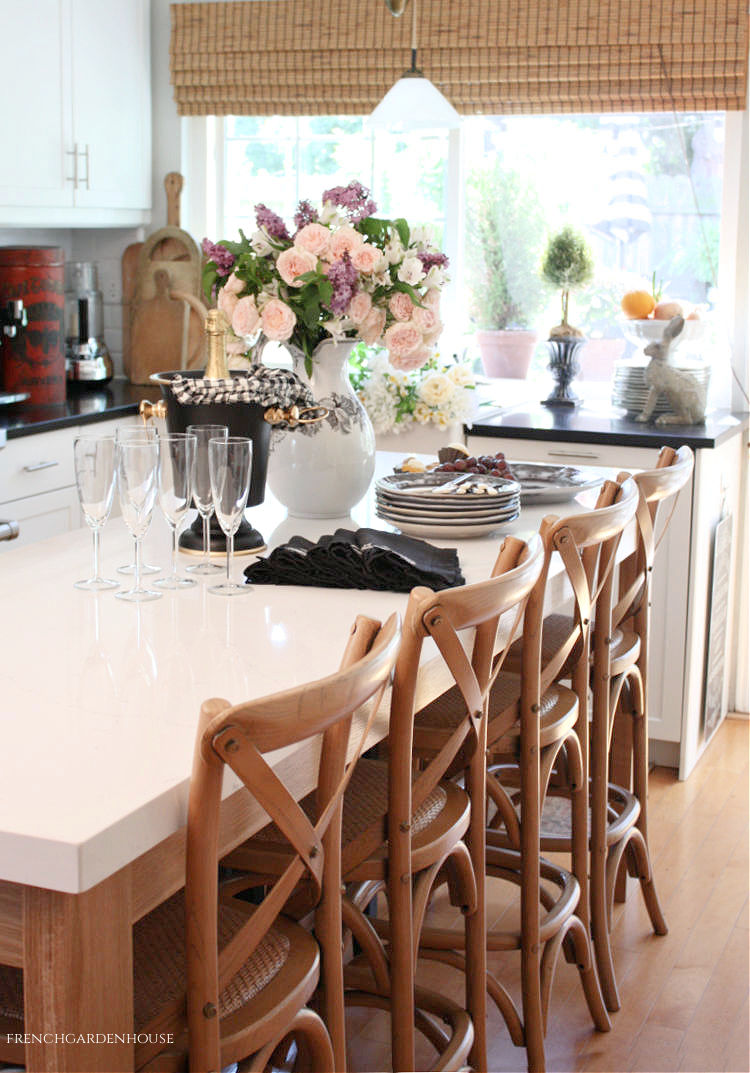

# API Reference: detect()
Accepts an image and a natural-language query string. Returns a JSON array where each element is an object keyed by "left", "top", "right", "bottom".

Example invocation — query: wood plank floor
[{"left": 346, "top": 717, "right": 749, "bottom": 1073}]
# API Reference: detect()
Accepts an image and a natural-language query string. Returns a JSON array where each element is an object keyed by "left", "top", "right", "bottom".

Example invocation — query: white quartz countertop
[{"left": 0, "top": 453, "right": 617, "bottom": 893}]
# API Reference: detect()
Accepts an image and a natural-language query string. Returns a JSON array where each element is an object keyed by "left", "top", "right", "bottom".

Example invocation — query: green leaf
[{"left": 394, "top": 218, "right": 410, "bottom": 248}]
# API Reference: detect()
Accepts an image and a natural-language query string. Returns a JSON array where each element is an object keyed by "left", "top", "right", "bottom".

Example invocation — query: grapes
[{"left": 435, "top": 450, "right": 513, "bottom": 480}]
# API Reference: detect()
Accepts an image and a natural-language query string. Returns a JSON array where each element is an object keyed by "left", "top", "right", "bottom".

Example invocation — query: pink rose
[
  {"left": 231, "top": 295, "right": 260, "bottom": 337},
  {"left": 360, "top": 306, "right": 386, "bottom": 345},
  {"left": 348, "top": 291, "right": 373, "bottom": 324},
  {"left": 390, "top": 345, "right": 430, "bottom": 372},
  {"left": 329, "top": 226, "right": 363, "bottom": 261},
  {"left": 384, "top": 320, "right": 422, "bottom": 359},
  {"left": 222, "top": 272, "right": 244, "bottom": 296},
  {"left": 423, "top": 321, "right": 444, "bottom": 345},
  {"left": 217, "top": 286, "right": 238, "bottom": 319},
  {"left": 351, "top": 242, "right": 383, "bottom": 274},
  {"left": 294, "top": 223, "right": 331, "bottom": 258},
  {"left": 276, "top": 246, "right": 318, "bottom": 288},
  {"left": 389, "top": 292, "right": 414, "bottom": 322},
  {"left": 423, "top": 287, "right": 441, "bottom": 311},
  {"left": 261, "top": 298, "right": 296, "bottom": 341},
  {"left": 412, "top": 305, "right": 438, "bottom": 333},
  {"left": 226, "top": 338, "right": 248, "bottom": 356}
]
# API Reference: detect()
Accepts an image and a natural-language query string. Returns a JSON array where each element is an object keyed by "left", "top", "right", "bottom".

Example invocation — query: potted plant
[
  {"left": 541, "top": 225, "right": 594, "bottom": 339},
  {"left": 539, "top": 226, "right": 594, "bottom": 406},
  {"left": 465, "top": 163, "right": 548, "bottom": 378}
]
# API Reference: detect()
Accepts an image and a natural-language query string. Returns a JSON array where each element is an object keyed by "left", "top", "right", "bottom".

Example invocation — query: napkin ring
[{"left": 264, "top": 405, "right": 328, "bottom": 428}]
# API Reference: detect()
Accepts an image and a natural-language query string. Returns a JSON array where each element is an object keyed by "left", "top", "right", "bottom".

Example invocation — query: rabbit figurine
[{"left": 635, "top": 315, "right": 707, "bottom": 425}]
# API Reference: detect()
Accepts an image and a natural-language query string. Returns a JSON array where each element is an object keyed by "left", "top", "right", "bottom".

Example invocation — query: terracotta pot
[{"left": 476, "top": 329, "right": 538, "bottom": 379}]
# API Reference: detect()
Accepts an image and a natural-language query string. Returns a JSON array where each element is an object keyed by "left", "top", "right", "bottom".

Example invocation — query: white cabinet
[
  {"left": 0, "top": 0, "right": 151, "bottom": 226},
  {"left": 0, "top": 415, "right": 138, "bottom": 551},
  {"left": 466, "top": 430, "right": 745, "bottom": 778}
]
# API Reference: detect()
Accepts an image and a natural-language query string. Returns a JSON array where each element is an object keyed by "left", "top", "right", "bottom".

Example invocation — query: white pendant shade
[{"left": 368, "top": 72, "right": 461, "bottom": 131}]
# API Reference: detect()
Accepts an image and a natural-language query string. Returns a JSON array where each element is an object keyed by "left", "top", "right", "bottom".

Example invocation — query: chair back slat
[
  {"left": 390, "top": 536, "right": 544, "bottom": 816},
  {"left": 613, "top": 446, "right": 694, "bottom": 627},
  {"left": 185, "top": 613, "right": 401, "bottom": 1054},
  {"left": 532, "top": 478, "right": 639, "bottom": 691}
]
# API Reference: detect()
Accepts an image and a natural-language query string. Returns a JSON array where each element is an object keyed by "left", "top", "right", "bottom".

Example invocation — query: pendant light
[{"left": 368, "top": 0, "right": 461, "bottom": 130}]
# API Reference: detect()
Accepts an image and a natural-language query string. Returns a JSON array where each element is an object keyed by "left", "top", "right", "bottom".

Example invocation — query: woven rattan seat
[
  {"left": 250, "top": 758, "right": 447, "bottom": 853},
  {"left": 132, "top": 889, "right": 291, "bottom": 1027},
  {"left": 0, "top": 891, "right": 295, "bottom": 1032}
]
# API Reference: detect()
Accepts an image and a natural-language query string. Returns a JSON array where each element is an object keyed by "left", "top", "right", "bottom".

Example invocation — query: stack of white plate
[
  {"left": 375, "top": 472, "right": 521, "bottom": 539},
  {"left": 611, "top": 359, "right": 711, "bottom": 417}
]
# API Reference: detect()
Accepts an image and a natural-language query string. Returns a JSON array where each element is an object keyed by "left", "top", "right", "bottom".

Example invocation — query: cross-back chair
[
  {"left": 184, "top": 611, "right": 401, "bottom": 1073},
  {"left": 225, "top": 534, "right": 543, "bottom": 1073},
  {"left": 413, "top": 478, "right": 638, "bottom": 1071}
]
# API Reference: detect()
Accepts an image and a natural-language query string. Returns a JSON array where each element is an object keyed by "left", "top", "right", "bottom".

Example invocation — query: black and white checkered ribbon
[{"left": 168, "top": 368, "right": 316, "bottom": 410}]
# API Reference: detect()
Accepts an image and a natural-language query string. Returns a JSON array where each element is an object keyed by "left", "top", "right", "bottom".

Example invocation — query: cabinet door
[
  {"left": 0, "top": 485, "right": 81, "bottom": 551},
  {"left": 70, "top": 0, "right": 150, "bottom": 210},
  {"left": 0, "top": 0, "right": 74, "bottom": 208}
]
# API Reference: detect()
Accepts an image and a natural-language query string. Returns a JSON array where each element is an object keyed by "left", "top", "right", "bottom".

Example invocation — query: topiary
[{"left": 541, "top": 226, "right": 594, "bottom": 338}]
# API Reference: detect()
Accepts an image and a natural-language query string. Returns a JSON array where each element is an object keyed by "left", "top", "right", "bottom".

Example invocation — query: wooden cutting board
[{"left": 123, "top": 172, "right": 205, "bottom": 383}]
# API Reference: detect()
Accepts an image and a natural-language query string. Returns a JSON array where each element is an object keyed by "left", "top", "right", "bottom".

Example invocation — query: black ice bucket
[{"left": 144, "top": 370, "right": 272, "bottom": 554}]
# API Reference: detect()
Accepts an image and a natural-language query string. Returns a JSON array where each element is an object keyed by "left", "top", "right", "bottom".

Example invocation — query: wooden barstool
[
  {"left": 226, "top": 535, "right": 543, "bottom": 1072},
  {"left": 413, "top": 478, "right": 639, "bottom": 1071}
]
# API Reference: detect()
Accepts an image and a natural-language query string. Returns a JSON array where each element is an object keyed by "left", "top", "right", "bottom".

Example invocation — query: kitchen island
[{"left": 0, "top": 455, "right": 626, "bottom": 1072}]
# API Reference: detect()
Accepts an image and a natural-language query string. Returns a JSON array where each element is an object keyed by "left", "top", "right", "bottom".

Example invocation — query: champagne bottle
[{"left": 203, "top": 309, "right": 230, "bottom": 380}]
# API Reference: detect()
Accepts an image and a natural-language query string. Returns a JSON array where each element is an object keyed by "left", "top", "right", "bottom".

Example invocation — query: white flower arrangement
[{"left": 349, "top": 346, "right": 477, "bottom": 435}]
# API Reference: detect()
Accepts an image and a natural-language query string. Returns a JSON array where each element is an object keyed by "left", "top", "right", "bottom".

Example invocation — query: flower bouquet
[
  {"left": 201, "top": 181, "right": 449, "bottom": 376},
  {"left": 350, "top": 346, "right": 477, "bottom": 434}
]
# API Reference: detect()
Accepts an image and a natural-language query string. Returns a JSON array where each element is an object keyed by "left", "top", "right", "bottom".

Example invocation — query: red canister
[{"left": 0, "top": 246, "right": 65, "bottom": 404}]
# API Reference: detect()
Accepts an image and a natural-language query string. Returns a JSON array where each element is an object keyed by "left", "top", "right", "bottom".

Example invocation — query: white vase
[{"left": 267, "top": 339, "right": 376, "bottom": 519}]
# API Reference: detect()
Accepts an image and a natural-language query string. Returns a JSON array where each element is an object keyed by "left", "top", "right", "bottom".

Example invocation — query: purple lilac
[
  {"left": 201, "top": 238, "right": 235, "bottom": 277},
  {"left": 254, "top": 203, "right": 291, "bottom": 241},
  {"left": 326, "top": 253, "right": 359, "bottom": 316},
  {"left": 294, "top": 199, "right": 318, "bottom": 230},
  {"left": 417, "top": 251, "right": 450, "bottom": 272},
  {"left": 321, "top": 180, "right": 377, "bottom": 222}
]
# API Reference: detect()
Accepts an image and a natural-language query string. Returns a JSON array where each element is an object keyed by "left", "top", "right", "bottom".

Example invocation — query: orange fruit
[{"left": 621, "top": 290, "right": 656, "bottom": 319}]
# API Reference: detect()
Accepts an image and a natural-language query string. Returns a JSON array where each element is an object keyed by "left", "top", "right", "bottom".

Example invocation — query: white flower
[
  {"left": 413, "top": 402, "right": 432, "bottom": 424},
  {"left": 319, "top": 202, "right": 345, "bottom": 227},
  {"left": 250, "top": 230, "right": 273, "bottom": 256},
  {"left": 410, "top": 225, "right": 433, "bottom": 247},
  {"left": 423, "top": 264, "right": 448, "bottom": 288},
  {"left": 397, "top": 256, "right": 426, "bottom": 286},
  {"left": 418, "top": 372, "right": 455, "bottom": 408},
  {"left": 447, "top": 364, "right": 475, "bottom": 388},
  {"left": 384, "top": 237, "right": 405, "bottom": 265}
]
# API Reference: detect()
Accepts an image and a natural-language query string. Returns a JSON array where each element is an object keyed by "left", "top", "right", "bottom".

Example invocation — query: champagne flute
[
  {"left": 208, "top": 436, "right": 252, "bottom": 597},
  {"left": 116, "top": 425, "right": 160, "bottom": 576},
  {"left": 73, "top": 435, "right": 119, "bottom": 591},
  {"left": 116, "top": 439, "right": 161, "bottom": 602},
  {"left": 186, "top": 424, "right": 228, "bottom": 575},
  {"left": 154, "top": 433, "right": 197, "bottom": 590}
]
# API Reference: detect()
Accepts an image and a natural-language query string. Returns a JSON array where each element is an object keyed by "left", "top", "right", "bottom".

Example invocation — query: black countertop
[
  {"left": 467, "top": 403, "right": 749, "bottom": 450},
  {"left": 0, "top": 380, "right": 161, "bottom": 439}
]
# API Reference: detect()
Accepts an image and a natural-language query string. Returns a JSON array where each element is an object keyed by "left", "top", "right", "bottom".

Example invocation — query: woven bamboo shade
[{"left": 170, "top": 0, "right": 749, "bottom": 116}]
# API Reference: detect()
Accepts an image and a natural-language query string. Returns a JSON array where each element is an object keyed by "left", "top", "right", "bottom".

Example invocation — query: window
[{"left": 213, "top": 110, "right": 728, "bottom": 384}]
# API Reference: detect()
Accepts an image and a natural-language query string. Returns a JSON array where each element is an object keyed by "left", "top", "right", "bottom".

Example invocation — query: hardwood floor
[{"left": 346, "top": 717, "right": 750, "bottom": 1073}]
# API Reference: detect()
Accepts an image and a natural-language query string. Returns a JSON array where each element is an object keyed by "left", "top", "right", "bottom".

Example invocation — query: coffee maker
[{"left": 65, "top": 262, "right": 114, "bottom": 386}]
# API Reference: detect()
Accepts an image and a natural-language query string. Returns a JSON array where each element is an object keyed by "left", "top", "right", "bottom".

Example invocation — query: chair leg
[
  {"left": 631, "top": 700, "right": 668, "bottom": 936},
  {"left": 465, "top": 756, "right": 488, "bottom": 1073},
  {"left": 591, "top": 834, "right": 621, "bottom": 1013},
  {"left": 387, "top": 857, "right": 416, "bottom": 1072}
]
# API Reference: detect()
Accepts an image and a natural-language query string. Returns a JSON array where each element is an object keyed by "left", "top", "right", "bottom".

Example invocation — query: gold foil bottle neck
[{"left": 204, "top": 309, "right": 230, "bottom": 379}]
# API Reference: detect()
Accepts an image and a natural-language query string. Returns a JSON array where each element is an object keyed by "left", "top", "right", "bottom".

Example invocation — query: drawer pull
[
  {"left": 547, "top": 449, "right": 601, "bottom": 461},
  {"left": 24, "top": 460, "right": 60, "bottom": 472}
]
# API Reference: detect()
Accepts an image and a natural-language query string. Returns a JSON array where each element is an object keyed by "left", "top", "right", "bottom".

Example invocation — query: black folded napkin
[{"left": 243, "top": 528, "right": 464, "bottom": 593}]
